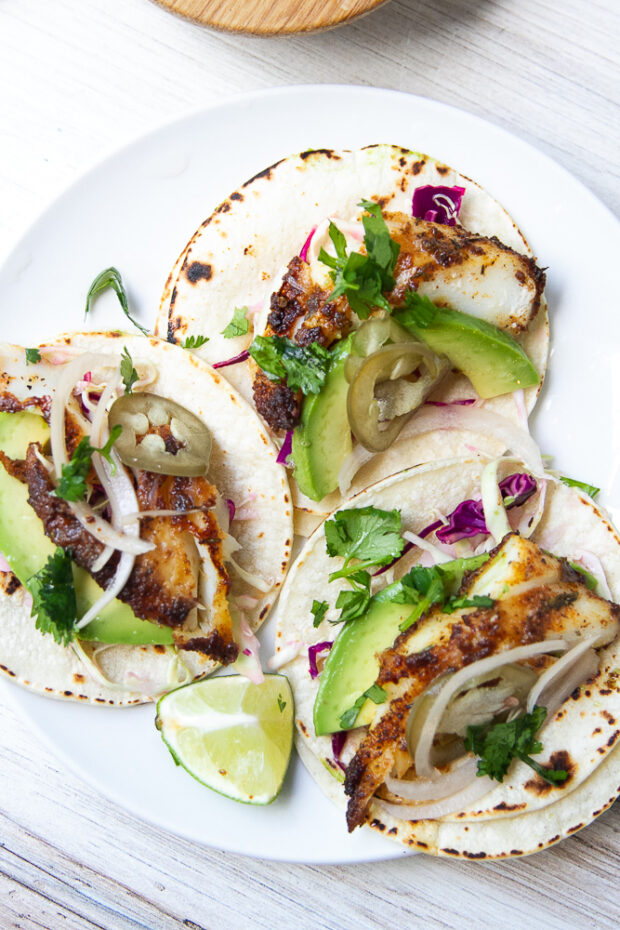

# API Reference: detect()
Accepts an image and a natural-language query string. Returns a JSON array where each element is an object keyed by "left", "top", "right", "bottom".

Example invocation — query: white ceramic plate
[{"left": 1, "top": 86, "right": 619, "bottom": 864}]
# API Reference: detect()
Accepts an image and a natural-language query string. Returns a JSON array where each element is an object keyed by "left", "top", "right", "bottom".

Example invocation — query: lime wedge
[{"left": 156, "top": 674, "right": 294, "bottom": 805}]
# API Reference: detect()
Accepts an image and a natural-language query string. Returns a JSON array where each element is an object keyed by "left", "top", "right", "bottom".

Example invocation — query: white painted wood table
[{"left": 0, "top": 1, "right": 619, "bottom": 927}]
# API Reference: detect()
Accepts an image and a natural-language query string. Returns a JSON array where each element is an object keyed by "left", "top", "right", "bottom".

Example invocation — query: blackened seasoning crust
[
  {"left": 179, "top": 632, "right": 239, "bottom": 664},
  {"left": 253, "top": 372, "right": 301, "bottom": 431}
]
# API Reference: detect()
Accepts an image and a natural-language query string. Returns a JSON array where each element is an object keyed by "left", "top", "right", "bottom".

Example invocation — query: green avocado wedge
[
  {"left": 393, "top": 303, "right": 540, "bottom": 398},
  {"left": 313, "top": 596, "right": 412, "bottom": 736},
  {"left": 292, "top": 335, "right": 353, "bottom": 502},
  {"left": 0, "top": 411, "right": 173, "bottom": 646}
]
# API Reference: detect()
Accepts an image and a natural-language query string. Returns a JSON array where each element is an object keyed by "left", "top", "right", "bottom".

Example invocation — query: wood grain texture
[
  {"left": 0, "top": 0, "right": 619, "bottom": 927},
  {"left": 153, "top": 0, "right": 389, "bottom": 36}
]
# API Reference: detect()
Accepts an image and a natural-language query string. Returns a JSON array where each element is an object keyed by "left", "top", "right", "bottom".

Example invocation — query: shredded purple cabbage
[
  {"left": 411, "top": 185, "right": 466, "bottom": 226},
  {"left": 331, "top": 731, "right": 347, "bottom": 758},
  {"left": 374, "top": 473, "right": 537, "bottom": 574},
  {"left": 300, "top": 227, "right": 317, "bottom": 263},
  {"left": 308, "top": 641, "right": 333, "bottom": 679},
  {"left": 213, "top": 349, "right": 250, "bottom": 369},
  {"left": 242, "top": 648, "right": 251, "bottom": 656},
  {"left": 276, "top": 430, "right": 293, "bottom": 466},
  {"left": 225, "top": 498, "right": 236, "bottom": 525},
  {"left": 435, "top": 473, "right": 537, "bottom": 544}
]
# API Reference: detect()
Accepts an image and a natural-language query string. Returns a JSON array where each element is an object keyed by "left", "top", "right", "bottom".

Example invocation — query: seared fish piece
[
  {"left": 252, "top": 214, "right": 545, "bottom": 433},
  {"left": 8, "top": 443, "right": 237, "bottom": 664},
  {"left": 344, "top": 536, "right": 619, "bottom": 831},
  {"left": 386, "top": 213, "right": 545, "bottom": 334}
]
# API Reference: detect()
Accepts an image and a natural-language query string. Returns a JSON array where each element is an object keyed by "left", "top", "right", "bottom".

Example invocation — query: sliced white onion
[
  {"left": 385, "top": 755, "right": 479, "bottom": 801},
  {"left": 526, "top": 636, "right": 600, "bottom": 715},
  {"left": 481, "top": 459, "right": 511, "bottom": 544},
  {"left": 395, "top": 406, "right": 545, "bottom": 476},
  {"left": 75, "top": 449, "right": 139, "bottom": 630},
  {"left": 514, "top": 478, "right": 547, "bottom": 539},
  {"left": 267, "top": 640, "right": 304, "bottom": 671},
  {"left": 513, "top": 388, "right": 528, "bottom": 431},
  {"left": 337, "top": 406, "right": 545, "bottom": 495},
  {"left": 49, "top": 353, "right": 154, "bottom": 556},
  {"left": 232, "top": 612, "right": 264, "bottom": 684},
  {"left": 376, "top": 773, "right": 494, "bottom": 821},
  {"left": 413, "top": 639, "right": 569, "bottom": 778},
  {"left": 403, "top": 531, "right": 453, "bottom": 564},
  {"left": 71, "top": 639, "right": 147, "bottom": 694},
  {"left": 226, "top": 554, "right": 273, "bottom": 593}
]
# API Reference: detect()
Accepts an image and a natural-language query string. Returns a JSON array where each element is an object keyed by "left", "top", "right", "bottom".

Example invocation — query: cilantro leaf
[
  {"left": 334, "top": 571, "right": 372, "bottom": 624},
  {"left": 277, "top": 694, "right": 287, "bottom": 713},
  {"left": 29, "top": 548, "right": 77, "bottom": 646},
  {"left": 444, "top": 594, "right": 495, "bottom": 614},
  {"left": 325, "top": 506, "right": 404, "bottom": 579},
  {"left": 397, "top": 289, "right": 439, "bottom": 328},
  {"left": 55, "top": 426, "right": 122, "bottom": 502},
  {"left": 84, "top": 267, "right": 149, "bottom": 336},
  {"left": 120, "top": 346, "right": 139, "bottom": 395},
  {"left": 340, "top": 682, "right": 387, "bottom": 730},
  {"left": 358, "top": 199, "right": 400, "bottom": 290},
  {"left": 221, "top": 307, "right": 250, "bottom": 339},
  {"left": 311, "top": 599, "right": 329, "bottom": 628},
  {"left": 318, "top": 201, "right": 400, "bottom": 319},
  {"left": 182, "top": 334, "right": 209, "bottom": 349},
  {"left": 25, "top": 348, "right": 41, "bottom": 364},
  {"left": 465, "top": 706, "right": 568, "bottom": 786},
  {"left": 560, "top": 476, "right": 600, "bottom": 499},
  {"left": 249, "top": 335, "right": 331, "bottom": 395}
]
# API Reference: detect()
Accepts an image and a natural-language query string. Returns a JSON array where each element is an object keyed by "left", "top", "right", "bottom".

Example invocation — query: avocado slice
[
  {"left": 313, "top": 594, "right": 412, "bottom": 735},
  {"left": 393, "top": 304, "right": 539, "bottom": 398},
  {"left": 0, "top": 411, "right": 173, "bottom": 645},
  {"left": 292, "top": 335, "right": 353, "bottom": 502}
]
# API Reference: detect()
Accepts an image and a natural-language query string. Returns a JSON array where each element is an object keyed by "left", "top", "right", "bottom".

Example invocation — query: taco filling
[
  {"left": 273, "top": 457, "right": 620, "bottom": 856},
  {"left": 0, "top": 332, "right": 293, "bottom": 703},
  {"left": 249, "top": 202, "right": 545, "bottom": 503}
]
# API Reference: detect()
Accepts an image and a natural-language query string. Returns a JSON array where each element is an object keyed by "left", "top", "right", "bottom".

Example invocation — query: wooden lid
[{"left": 153, "top": 0, "right": 389, "bottom": 36}]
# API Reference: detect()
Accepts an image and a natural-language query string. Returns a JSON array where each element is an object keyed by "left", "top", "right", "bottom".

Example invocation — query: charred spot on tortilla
[
  {"left": 242, "top": 158, "right": 285, "bottom": 188},
  {"left": 186, "top": 261, "right": 212, "bottom": 284}
]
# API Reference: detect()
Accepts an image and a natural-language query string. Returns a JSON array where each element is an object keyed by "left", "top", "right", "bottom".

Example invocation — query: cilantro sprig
[
  {"left": 249, "top": 335, "right": 331, "bottom": 396},
  {"left": 325, "top": 507, "right": 405, "bottom": 581},
  {"left": 55, "top": 426, "right": 122, "bottom": 502},
  {"left": 222, "top": 307, "right": 250, "bottom": 339},
  {"left": 84, "top": 267, "right": 149, "bottom": 336},
  {"left": 29, "top": 548, "right": 77, "bottom": 646},
  {"left": 465, "top": 706, "right": 568, "bottom": 786},
  {"left": 318, "top": 200, "right": 400, "bottom": 318},
  {"left": 340, "top": 683, "right": 387, "bottom": 730}
]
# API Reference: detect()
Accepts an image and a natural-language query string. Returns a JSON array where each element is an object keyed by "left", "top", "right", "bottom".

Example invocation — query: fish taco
[
  {"left": 157, "top": 145, "right": 548, "bottom": 535},
  {"left": 0, "top": 332, "right": 292, "bottom": 705},
  {"left": 272, "top": 456, "right": 620, "bottom": 857}
]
